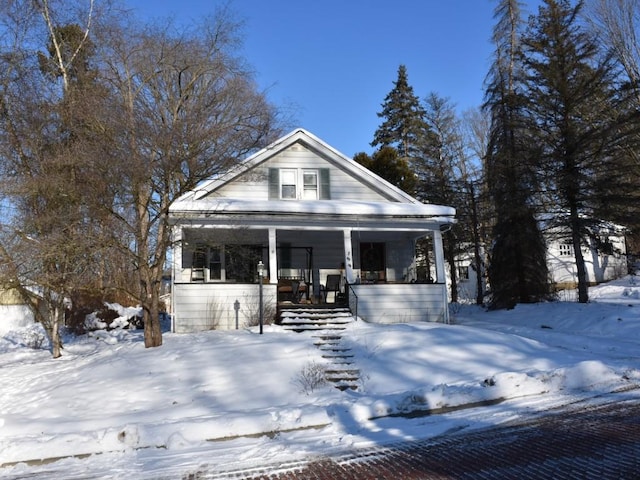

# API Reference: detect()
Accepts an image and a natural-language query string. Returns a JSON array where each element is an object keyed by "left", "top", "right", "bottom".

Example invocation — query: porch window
[
  {"left": 208, "top": 247, "right": 222, "bottom": 280},
  {"left": 189, "top": 244, "right": 263, "bottom": 283},
  {"left": 360, "top": 242, "right": 386, "bottom": 282},
  {"left": 191, "top": 247, "right": 207, "bottom": 282},
  {"left": 224, "top": 245, "right": 263, "bottom": 283}
]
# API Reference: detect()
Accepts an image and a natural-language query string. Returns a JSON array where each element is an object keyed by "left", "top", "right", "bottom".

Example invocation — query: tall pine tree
[
  {"left": 484, "top": 0, "right": 553, "bottom": 309},
  {"left": 372, "top": 65, "right": 432, "bottom": 159},
  {"left": 521, "top": 0, "right": 640, "bottom": 302}
]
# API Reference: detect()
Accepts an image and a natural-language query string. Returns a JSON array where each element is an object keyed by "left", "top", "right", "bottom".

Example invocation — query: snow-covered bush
[
  {"left": 294, "top": 361, "right": 327, "bottom": 394},
  {"left": 3, "top": 323, "right": 50, "bottom": 350},
  {"left": 82, "top": 303, "right": 143, "bottom": 333}
]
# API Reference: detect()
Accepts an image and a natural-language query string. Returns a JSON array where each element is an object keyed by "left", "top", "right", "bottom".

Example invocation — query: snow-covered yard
[{"left": 1, "top": 276, "right": 639, "bottom": 479}]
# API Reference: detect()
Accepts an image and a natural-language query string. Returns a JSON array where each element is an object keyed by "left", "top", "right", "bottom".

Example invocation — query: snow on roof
[{"left": 170, "top": 198, "right": 456, "bottom": 222}]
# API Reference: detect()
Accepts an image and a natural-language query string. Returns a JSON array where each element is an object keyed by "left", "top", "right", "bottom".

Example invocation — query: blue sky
[{"left": 125, "top": 0, "right": 542, "bottom": 158}]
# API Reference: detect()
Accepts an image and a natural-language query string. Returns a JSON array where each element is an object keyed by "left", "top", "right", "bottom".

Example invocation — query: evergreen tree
[
  {"left": 372, "top": 65, "right": 432, "bottom": 159},
  {"left": 353, "top": 147, "right": 417, "bottom": 195},
  {"left": 484, "top": 0, "right": 553, "bottom": 309},
  {"left": 520, "top": 0, "right": 640, "bottom": 302}
]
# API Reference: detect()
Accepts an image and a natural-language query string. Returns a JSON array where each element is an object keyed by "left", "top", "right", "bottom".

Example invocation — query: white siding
[
  {"left": 352, "top": 283, "right": 448, "bottom": 324},
  {"left": 547, "top": 235, "right": 627, "bottom": 287},
  {"left": 173, "top": 283, "right": 277, "bottom": 333},
  {"left": 214, "top": 143, "right": 393, "bottom": 202}
]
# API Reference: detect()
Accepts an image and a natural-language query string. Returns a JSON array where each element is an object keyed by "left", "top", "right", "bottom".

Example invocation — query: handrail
[{"left": 346, "top": 282, "right": 358, "bottom": 320}]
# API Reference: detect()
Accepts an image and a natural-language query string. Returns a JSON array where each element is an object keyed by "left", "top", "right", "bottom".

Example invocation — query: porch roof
[{"left": 170, "top": 198, "right": 456, "bottom": 227}]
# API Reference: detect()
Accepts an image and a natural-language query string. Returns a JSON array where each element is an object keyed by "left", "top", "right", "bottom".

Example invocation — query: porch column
[
  {"left": 268, "top": 228, "right": 277, "bottom": 284},
  {"left": 433, "top": 228, "right": 450, "bottom": 323},
  {"left": 343, "top": 228, "right": 355, "bottom": 283},
  {"left": 171, "top": 226, "right": 182, "bottom": 283},
  {"left": 170, "top": 226, "right": 182, "bottom": 332},
  {"left": 433, "top": 229, "right": 447, "bottom": 284}
]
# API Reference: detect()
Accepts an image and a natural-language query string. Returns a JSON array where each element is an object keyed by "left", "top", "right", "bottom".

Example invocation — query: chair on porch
[
  {"left": 291, "top": 280, "right": 302, "bottom": 303},
  {"left": 323, "top": 274, "right": 342, "bottom": 303}
]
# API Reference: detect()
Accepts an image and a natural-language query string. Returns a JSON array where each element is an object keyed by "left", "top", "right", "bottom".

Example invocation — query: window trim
[
  {"left": 558, "top": 241, "right": 574, "bottom": 257},
  {"left": 280, "top": 169, "right": 297, "bottom": 199},
  {"left": 190, "top": 244, "right": 264, "bottom": 283},
  {"left": 269, "top": 168, "right": 330, "bottom": 200}
]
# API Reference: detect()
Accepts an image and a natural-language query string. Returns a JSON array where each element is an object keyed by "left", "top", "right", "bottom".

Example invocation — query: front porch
[
  {"left": 171, "top": 280, "right": 449, "bottom": 332},
  {"left": 170, "top": 201, "right": 454, "bottom": 333}
]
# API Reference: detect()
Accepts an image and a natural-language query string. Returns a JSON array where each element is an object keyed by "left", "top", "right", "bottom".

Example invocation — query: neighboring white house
[
  {"left": 545, "top": 221, "right": 627, "bottom": 290},
  {"left": 454, "top": 220, "right": 627, "bottom": 302},
  {"left": 0, "top": 287, "right": 38, "bottom": 334},
  {"left": 168, "top": 128, "right": 456, "bottom": 332}
]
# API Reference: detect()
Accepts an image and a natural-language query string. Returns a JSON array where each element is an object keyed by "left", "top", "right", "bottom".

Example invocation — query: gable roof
[{"left": 183, "top": 128, "right": 419, "bottom": 203}]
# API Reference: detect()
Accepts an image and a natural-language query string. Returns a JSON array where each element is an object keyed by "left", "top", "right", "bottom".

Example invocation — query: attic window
[
  {"left": 303, "top": 171, "right": 318, "bottom": 199},
  {"left": 269, "top": 168, "right": 330, "bottom": 200},
  {"left": 280, "top": 169, "right": 297, "bottom": 199}
]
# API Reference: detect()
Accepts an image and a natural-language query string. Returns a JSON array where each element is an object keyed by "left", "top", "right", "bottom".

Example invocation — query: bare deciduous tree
[
  {"left": 586, "top": 0, "right": 640, "bottom": 102},
  {"left": 101, "top": 10, "right": 281, "bottom": 348},
  {"left": 0, "top": 0, "right": 106, "bottom": 357}
]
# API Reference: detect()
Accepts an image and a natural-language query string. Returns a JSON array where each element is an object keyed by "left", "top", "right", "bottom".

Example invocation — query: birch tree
[{"left": 0, "top": 0, "right": 109, "bottom": 357}]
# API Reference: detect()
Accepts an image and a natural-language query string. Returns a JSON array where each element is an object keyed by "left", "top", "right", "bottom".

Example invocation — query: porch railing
[{"left": 346, "top": 282, "right": 358, "bottom": 320}]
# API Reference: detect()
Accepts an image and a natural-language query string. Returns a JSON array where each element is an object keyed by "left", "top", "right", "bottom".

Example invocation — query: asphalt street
[{"left": 199, "top": 395, "right": 640, "bottom": 480}]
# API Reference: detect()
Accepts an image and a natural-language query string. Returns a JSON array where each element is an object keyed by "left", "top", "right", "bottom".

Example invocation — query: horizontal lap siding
[
  {"left": 216, "top": 145, "right": 391, "bottom": 202},
  {"left": 173, "top": 283, "right": 277, "bottom": 333},
  {"left": 352, "top": 284, "right": 447, "bottom": 324}
]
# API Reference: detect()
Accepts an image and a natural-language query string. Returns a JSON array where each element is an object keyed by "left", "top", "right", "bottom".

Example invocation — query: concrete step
[{"left": 278, "top": 305, "right": 360, "bottom": 391}]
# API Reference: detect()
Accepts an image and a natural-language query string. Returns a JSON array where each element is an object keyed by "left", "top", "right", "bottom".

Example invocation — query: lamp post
[
  {"left": 257, "top": 260, "right": 265, "bottom": 334},
  {"left": 233, "top": 299, "right": 240, "bottom": 330}
]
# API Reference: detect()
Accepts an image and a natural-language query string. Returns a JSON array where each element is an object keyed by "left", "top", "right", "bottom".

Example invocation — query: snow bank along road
[{"left": 204, "top": 393, "right": 640, "bottom": 480}]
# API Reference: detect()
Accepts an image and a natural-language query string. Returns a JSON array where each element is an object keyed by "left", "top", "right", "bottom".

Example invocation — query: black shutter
[
  {"left": 319, "top": 168, "right": 330, "bottom": 199},
  {"left": 268, "top": 168, "right": 279, "bottom": 199}
]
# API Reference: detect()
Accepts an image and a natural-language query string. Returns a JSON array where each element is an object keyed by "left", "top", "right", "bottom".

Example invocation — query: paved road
[{"left": 200, "top": 397, "right": 640, "bottom": 479}]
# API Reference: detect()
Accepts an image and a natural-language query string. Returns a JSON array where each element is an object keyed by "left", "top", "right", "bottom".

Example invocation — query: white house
[
  {"left": 454, "top": 220, "right": 627, "bottom": 302},
  {"left": 0, "top": 287, "right": 40, "bottom": 334},
  {"left": 545, "top": 221, "right": 627, "bottom": 290},
  {"left": 168, "top": 129, "right": 456, "bottom": 332}
]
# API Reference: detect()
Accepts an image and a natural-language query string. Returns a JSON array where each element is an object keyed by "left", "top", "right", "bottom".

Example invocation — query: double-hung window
[
  {"left": 302, "top": 170, "right": 318, "bottom": 199},
  {"left": 280, "top": 169, "right": 297, "bottom": 199},
  {"left": 269, "top": 168, "right": 330, "bottom": 200}
]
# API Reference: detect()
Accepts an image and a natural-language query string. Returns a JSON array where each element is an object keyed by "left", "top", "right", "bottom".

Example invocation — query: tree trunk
[
  {"left": 446, "top": 232, "right": 459, "bottom": 303},
  {"left": 468, "top": 182, "right": 485, "bottom": 305},
  {"left": 570, "top": 207, "right": 589, "bottom": 303},
  {"left": 143, "top": 279, "right": 163, "bottom": 347},
  {"left": 51, "top": 304, "right": 63, "bottom": 358}
]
